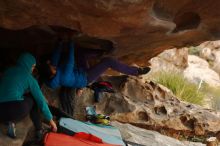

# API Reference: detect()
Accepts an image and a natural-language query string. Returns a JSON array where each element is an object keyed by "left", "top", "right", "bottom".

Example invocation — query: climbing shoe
[
  {"left": 95, "top": 118, "right": 110, "bottom": 125},
  {"left": 96, "top": 114, "right": 110, "bottom": 120},
  {"left": 7, "top": 122, "right": 16, "bottom": 138},
  {"left": 94, "top": 114, "right": 110, "bottom": 125},
  {"left": 137, "top": 66, "right": 151, "bottom": 75}
]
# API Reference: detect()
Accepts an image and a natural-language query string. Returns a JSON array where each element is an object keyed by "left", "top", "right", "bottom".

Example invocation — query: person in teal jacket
[{"left": 0, "top": 53, "right": 57, "bottom": 138}]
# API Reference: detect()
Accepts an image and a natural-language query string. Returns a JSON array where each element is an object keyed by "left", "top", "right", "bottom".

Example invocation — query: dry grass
[{"left": 153, "top": 71, "right": 204, "bottom": 105}]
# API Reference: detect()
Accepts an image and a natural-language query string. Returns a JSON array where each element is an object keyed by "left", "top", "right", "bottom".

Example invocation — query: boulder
[
  {"left": 211, "top": 51, "right": 220, "bottom": 75},
  {"left": 148, "top": 43, "right": 220, "bottom": 88},
  {"left": 1, "top": 0, "right": 220, "bottom": 65},
  {"left": 112, "top": 121, "right": 205, "bottom": 146},
  {"left": 73, "top": 75, "right": 220, "bottom": 139},
  {"left": 183, "top": 55, "right": 220, "bottom": 87},
  {"left": 0, "top": 117, "right": 32, "bottom": 146},
  {"left": 149, "top": 47, "right": 188, "bottom": 72},
  {"left": 195, "top": 41, "right": 220, "bottom": 76}
]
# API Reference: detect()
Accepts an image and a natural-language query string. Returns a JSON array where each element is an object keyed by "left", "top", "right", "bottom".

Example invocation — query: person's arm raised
[{"left": 64, "top": 41, "right": 75, "bottom": 73}]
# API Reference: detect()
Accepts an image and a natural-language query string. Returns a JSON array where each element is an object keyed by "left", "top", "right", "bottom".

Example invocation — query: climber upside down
[
  {"left": 41, "top": 37, "right": 151, "bottom": 97},
  {"left": 0, "top": 32, "right": 151, "bottom": 139}
]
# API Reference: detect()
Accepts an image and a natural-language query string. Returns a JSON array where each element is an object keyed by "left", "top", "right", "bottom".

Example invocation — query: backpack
[{"left": 89, "top": 81, "right": 115, "bottom": 102}]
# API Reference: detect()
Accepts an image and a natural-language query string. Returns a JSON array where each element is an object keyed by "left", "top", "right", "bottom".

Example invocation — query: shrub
[
  {"left": 211, "top": 94, "right": 220, "bottom": 110},
  {"left": 201, "top": 84, "right": 220, "bottom": 110},
  {"left": 188, "top": 46, "right": 201, "bottom": 55},
  {"left": 153, "top": 71, "right": 204, "bottom": 105}
]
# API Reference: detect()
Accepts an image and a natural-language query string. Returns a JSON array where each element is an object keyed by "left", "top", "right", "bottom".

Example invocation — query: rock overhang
[{"left": 0, "top": 0, "right": 220, "bottom": 65}]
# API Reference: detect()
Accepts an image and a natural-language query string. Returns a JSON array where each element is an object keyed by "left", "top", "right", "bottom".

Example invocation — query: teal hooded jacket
[{"left": 0, "top": 53, "right": 53, "bottom": 121}]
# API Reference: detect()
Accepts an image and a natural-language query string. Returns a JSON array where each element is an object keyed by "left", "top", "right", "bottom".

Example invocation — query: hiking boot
[
  {"left": 7, "top": 122, "right": 16, "bottom": 138},
  {"left": 137, "top": 67, "right": 151, "bottom": 75}
]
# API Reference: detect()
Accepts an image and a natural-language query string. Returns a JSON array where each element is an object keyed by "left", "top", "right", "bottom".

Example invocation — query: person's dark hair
[
  {"left": 38, "top": 57, "right": 53, "bottom": 86},
  {"left": 40, "top": 63, "right": 53, "bottom": 80}
]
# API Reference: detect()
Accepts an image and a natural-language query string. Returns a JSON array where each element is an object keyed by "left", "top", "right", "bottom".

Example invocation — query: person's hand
[
  {"left": 76, "top": 88, "right": 83, "bottom": 97},
  {"left": 49, "top": 119, "right": 57, "bottom": 132}
]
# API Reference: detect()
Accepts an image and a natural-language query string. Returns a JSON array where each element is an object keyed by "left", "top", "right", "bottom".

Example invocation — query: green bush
[
  {"left": 211, "top": 94, "right": 220, "bottom": 110},
  {"left": 154, "top": 71, "right": 204, "bottom": 105},
  {"left": 188, "top": 46, "right": 201, "bottom": 55},
  {"left": 201, "top": 84, "right": 220, "bottom": 110}
]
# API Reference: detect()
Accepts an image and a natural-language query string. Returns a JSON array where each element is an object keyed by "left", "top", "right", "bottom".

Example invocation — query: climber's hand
[{"left": 49, "top": 119, "right": 57, "bottom": 132}]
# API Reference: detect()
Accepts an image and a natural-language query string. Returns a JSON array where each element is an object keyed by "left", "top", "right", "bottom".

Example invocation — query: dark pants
[
  {"left": 0, "top": 97, "right": 42, "bottom": 130},
  {"left": 75, "top": 49, "right": 139, "bottom": 83},
  {"left": 59, "top": 87, "right": 75, "bottom": 116},
  {"left": 87, "top": 57, "right": 139, "bottom": 83}
]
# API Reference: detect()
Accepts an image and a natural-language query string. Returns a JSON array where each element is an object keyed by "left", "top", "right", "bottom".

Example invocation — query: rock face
[
  {"left": 149, "top": 47, "right": 188, "bottom": 72},
  {"left": 0, "top": 118, "right": 32, "bottom": 146},
  {"left": 1, "top": 0, "right": 220, "bottom": 64},
  {"left": 112, "top": 121, "right": 205, "bottom": 146},
  {"left": 198, "top": 41, "right": 220, "bottom": 76},
  {"left": 184, "top": 55, "right": 220, "bottom": 87},
  {"left": 148, "top": 45, "right": 220, "bottom": 87},
  {"left": 74, "top": 75, "right": 220, "bottom": 139}
]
